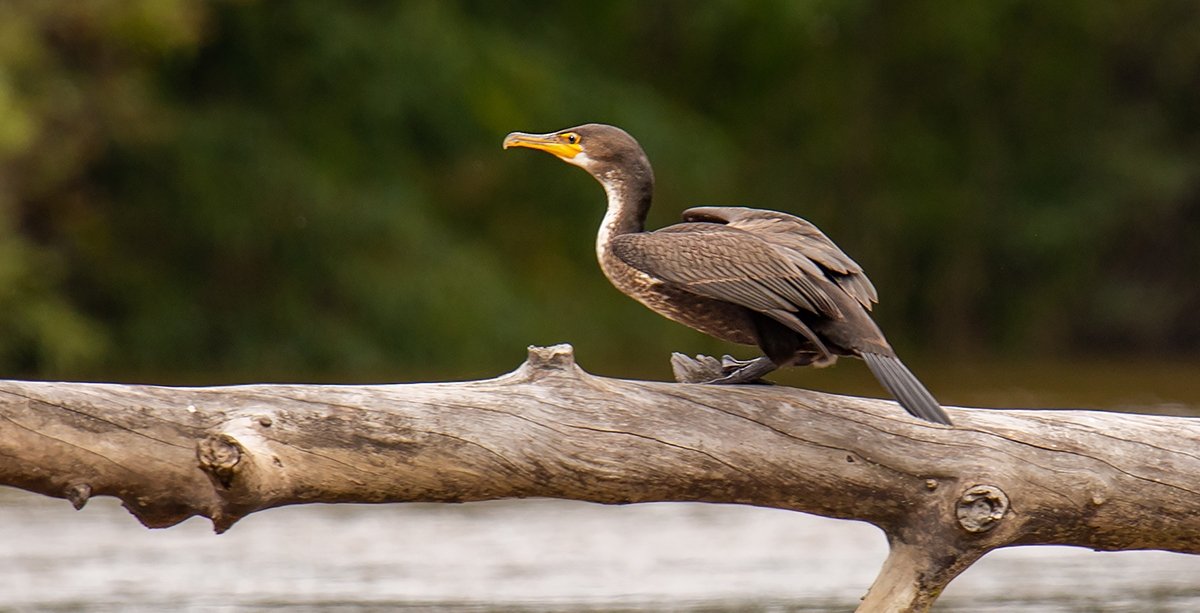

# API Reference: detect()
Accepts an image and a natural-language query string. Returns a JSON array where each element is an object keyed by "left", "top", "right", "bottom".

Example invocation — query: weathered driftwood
[{"left": 0, "top": 344, "right": 1197, "bottom": 612}]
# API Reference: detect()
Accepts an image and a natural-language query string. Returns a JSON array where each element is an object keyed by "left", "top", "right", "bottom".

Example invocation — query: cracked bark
[{"left": 1, "top": 344, "right": 1198, "bottom": 612}]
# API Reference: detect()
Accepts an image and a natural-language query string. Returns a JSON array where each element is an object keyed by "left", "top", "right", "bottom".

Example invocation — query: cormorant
[{"left": 503, "top": 123, "right": 952, "bottom": 426}]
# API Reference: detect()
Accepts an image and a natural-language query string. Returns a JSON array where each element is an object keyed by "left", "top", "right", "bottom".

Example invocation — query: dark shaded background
[{"left": 1, "top": 1, "right": 1197, "bottom": 398}]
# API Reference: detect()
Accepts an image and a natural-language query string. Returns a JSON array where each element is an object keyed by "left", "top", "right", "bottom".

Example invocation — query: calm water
[{"left": 1, "top": 489, "right": 1198, "bottom": 612}]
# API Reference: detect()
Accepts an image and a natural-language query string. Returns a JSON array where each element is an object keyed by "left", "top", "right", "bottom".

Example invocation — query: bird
[{"left": 503, "top": 123, "right": 952, "bottom": 426}]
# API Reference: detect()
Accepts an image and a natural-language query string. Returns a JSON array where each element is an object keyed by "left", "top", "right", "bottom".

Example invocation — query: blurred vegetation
[{"left": 0, "top": 0, "right": 1198, "bottom": 384}]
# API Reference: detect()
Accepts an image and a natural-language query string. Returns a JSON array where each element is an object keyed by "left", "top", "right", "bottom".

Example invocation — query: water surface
[{"left": 2, "top": 489, "right": 1197, "bottom": 612}]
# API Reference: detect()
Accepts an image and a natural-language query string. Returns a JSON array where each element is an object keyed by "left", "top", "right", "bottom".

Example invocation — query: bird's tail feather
[{"left": 862, "top": 352, "right": 953, "bottom": 425}]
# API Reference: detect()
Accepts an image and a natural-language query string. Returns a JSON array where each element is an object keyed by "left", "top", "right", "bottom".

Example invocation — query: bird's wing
[
  {"left": 682, "top": 206, "right": 878, "bottom": 309},
  {"left": 609, "top": 223, "right": 842, "bottom": 318}
]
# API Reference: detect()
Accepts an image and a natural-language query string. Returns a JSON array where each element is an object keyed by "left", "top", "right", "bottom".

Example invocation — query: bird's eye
[{"left": 564, "top": 133, "right": 580, "bottom": 145}]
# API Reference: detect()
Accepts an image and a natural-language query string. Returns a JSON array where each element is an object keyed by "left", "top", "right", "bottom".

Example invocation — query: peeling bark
[{"left": 1, "top": 344, "right": 1197, "bottom": 612}]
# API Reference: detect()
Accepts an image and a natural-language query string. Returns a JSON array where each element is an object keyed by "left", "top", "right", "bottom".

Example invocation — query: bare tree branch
[{"left": 1, "top": 344, "right": 1197, "bottom": 612}]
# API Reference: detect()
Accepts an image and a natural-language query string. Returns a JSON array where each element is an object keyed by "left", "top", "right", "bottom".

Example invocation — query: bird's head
[{"left": 503, "top": 124, "right": 652, "bottom": 186}]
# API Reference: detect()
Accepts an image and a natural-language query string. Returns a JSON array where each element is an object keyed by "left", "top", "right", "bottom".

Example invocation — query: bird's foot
[
  {"left": 708, "top": 355, "right": 777, "bottom": 384},
  {"left": 670, "top": 353, "right": 724, "bottom": 383},
  {"left": 720, "top": 355, "right": 758, "bottom": 370},
  {"left": 669, "top": 353, "right": 776, "bottom": 384}
]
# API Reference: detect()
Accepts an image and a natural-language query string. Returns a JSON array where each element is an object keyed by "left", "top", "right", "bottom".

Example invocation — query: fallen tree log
[{"left": 0, "top": 344, "right": 1197, "bottom": 612}]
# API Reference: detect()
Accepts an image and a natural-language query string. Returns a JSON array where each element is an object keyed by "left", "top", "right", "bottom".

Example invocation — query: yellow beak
[{"left": 502, "top": 131, "right": 582, "bottom": 159}]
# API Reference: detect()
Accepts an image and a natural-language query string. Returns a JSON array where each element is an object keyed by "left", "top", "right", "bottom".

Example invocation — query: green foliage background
[{"left": 1, "top": 1, "right": 1198, "bottom": 383}]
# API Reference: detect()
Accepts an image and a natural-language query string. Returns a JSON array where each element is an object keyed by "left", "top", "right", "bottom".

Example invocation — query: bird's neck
[{"left": 595, "top": 166, "right": 653, "bottom": 260}]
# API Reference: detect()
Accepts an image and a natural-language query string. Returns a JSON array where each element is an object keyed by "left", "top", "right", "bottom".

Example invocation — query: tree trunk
[{"left": 1, "top": 344, "right": 1197, "bottom": 612}]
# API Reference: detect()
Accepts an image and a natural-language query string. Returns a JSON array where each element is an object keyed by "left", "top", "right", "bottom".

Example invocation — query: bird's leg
[
  {"left": 790, "top": 351, "right": 838, "bottom": 369},
  {"left": 706, "top": 355, "right": 778, "bottom": 385}
]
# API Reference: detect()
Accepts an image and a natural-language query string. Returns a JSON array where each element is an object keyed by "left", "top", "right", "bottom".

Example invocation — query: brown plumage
[{"left": 503, "top": 123, "right": 951, "bottom": 425}]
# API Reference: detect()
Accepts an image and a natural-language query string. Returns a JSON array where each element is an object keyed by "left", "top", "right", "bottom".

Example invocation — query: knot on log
[
  {"left": 197, "top": 433, "right": 243, "bottom": 489},
  {"left": 957, "top": 484, "right": 1010, "bottom": 533},
  {"left": 64, "top": 482, "right": 92, "bottom": 510},
  {"left": 194, "top": 416, "right": 290, "bottom": 533}
]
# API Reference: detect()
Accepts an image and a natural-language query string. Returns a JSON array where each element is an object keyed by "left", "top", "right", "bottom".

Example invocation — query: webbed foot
[
  {"left": 706, "top": 355, "right": 778, "bottom": 384},
  {"left": 669, "top": 353, "right": 778, "bottom": 384}
]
